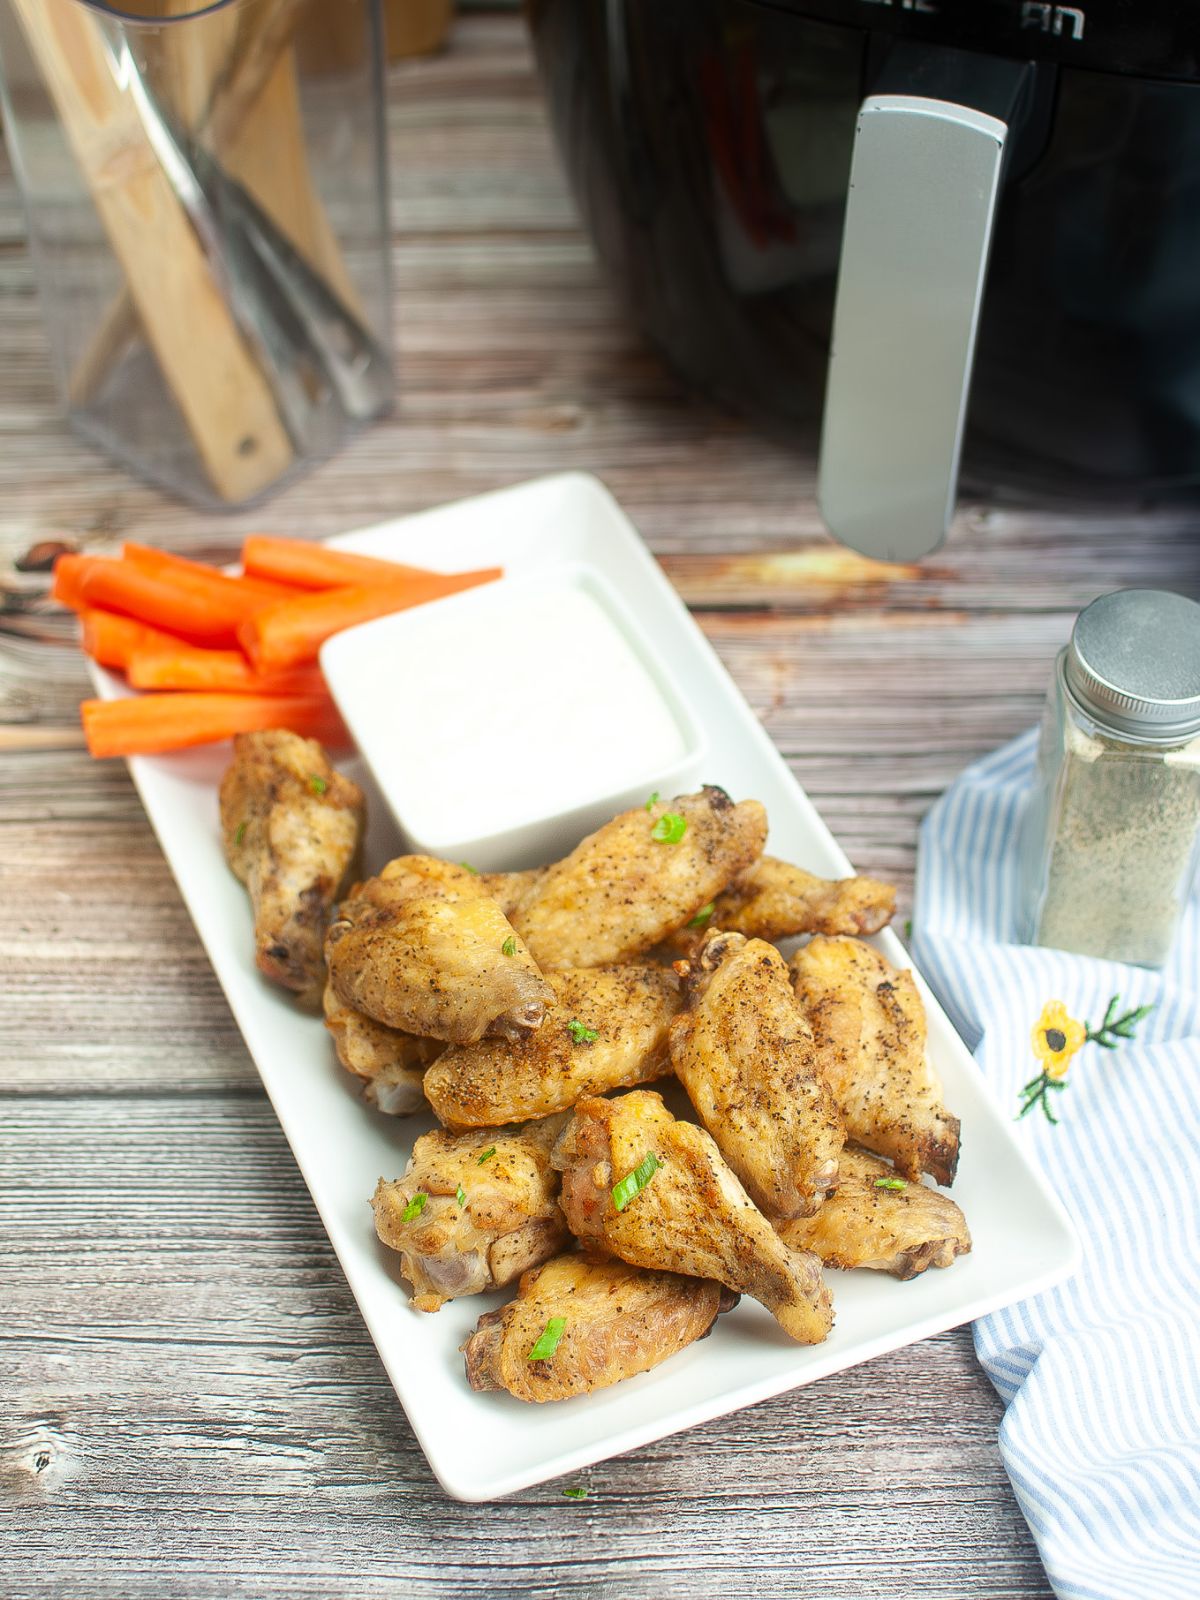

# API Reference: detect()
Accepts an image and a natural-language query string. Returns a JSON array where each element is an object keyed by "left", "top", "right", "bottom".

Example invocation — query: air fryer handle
[{"left": 817, "top": 93, "right": 1011, "bottom": 560}]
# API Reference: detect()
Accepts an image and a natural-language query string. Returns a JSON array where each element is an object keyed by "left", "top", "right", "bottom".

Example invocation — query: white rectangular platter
[{"left": 91, "top": 472, "right": 1078, "bottom": 1500}]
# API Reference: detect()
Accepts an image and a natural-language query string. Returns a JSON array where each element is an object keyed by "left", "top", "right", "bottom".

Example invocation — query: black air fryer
[{"left": 529, "top": 0, "right": 1200, "bottom": 557}]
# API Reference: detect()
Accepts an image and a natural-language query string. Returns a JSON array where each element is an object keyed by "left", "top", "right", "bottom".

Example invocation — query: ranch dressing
[{"left": 383, "top": 579, "right": 688, "bottom": 846}]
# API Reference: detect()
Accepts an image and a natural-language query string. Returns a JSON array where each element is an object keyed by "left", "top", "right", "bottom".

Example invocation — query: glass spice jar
[{"left": 1020, "top": 589, "right": 1200, "bottom": 967}]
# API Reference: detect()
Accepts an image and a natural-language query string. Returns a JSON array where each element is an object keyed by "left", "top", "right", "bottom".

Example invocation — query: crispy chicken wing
[
  {"left": 480, "top": 868, "right": 545, "bottom": 917},
  {"left": 670, "top": 856, "right": 895, "bottom": 956},
  {"left": 322, "top": 980, "right": 441, "bottom": 1115},
  {"left": 425, "top": 965, "right": 680, "bottom": 1129},
  {"left": 372, "top": 1119, "right": 569, "bottom": 1312},
  {"left": 773, "top": 1147, "right": 971, "bottom": 1279},
  {"left": 372, "top": 855, "right": 482, "bottom": 899},
  {"left": 791, "top": 935, "right": 960, "bottom": 1185},
  {"left": 327, "top": 856, "right": 553, "bottom": 1044},
  {"left": 553, "top": 1090, "right": 833, "bottom": 1344},
  {"left": 670, "top": 931, "right": 843, "bottom": 1217},
  {"left": 219, "top": 730, "right": 364, "bottom": 1009},
  {"left": 462, "top": 1252, "right": 734, "bottom": 1401},
  {"left": 511, "top": 786, "right": 767, "bottom": 970}
]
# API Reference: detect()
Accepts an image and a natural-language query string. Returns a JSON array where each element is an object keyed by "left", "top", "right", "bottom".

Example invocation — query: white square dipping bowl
[{"left": 319, "top": 562, "right": 708, "bottom": 870}]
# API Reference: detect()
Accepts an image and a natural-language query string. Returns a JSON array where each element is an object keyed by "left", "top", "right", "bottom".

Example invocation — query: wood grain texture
[
  {"left": 6, "top": 9, "right": 1194, "bottom": 1596},
  {"left": 1, "top": 1099, "right": 1043, "bottom": 1600}
]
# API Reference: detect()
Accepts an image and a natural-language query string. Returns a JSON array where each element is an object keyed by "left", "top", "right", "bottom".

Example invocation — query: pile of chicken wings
[{"left": 221, "top": 730, "right": 970, "bottom": 1403}]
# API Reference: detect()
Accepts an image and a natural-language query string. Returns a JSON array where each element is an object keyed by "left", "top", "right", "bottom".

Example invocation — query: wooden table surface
[{"left": 4, "top": 13, "right": 1198, "bottom": 1599}]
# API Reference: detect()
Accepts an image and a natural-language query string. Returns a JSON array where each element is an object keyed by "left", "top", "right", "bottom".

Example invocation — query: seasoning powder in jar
[{"left": 1020, "top": 589, "right": 1200, "bottom": 967}]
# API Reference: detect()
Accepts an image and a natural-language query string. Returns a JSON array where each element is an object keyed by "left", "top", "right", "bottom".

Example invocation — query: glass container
[
  {"left": 0, "top": 0, "right": 393, "bottom": 508},
  {"left": 1020, "top": 589, "right": 1200, "bottom": 967}
]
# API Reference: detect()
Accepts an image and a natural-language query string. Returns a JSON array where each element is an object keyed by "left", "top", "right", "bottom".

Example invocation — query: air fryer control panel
[{"left": 774, "top": 0, "right": 1200, "bottom": 79}]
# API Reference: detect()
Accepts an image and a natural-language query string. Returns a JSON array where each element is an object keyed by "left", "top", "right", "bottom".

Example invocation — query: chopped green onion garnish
[
  {"left": 459, "top": 861, "right": 479, "bottom": 874},
  {"left": 477, "top": 1146, "right": 497, "bottom": 1165},
  {"left": 651, "top": 812, "right": 687, "bottom": 844},
  {"left": 308, "top": 774, "right": 327, "bottom": 795},
  {"left": 612, "top": 1151, "right": 660, "bottom": 1211},
  {"left": 645, "top": 791, "right": 660, "bottom": 812},
  {"left": 233, "top": 820, "right": 247, "bottom": 847},
  {"left": 874, "top": 1177, "right": 907, "bottom": 1191},
  {"left": 401, "top": 1191, "right": 428, "bottom": 1222},
  {"left": 501, "top": 935, "right": 517, "bottom": 957},
  {"left": 562, "top": 1486, "right": 588, "bottom": 1500},
  {"left": 567, "top": 1019, "right": 598, "bottom": 1045},
  {"left": 527, "top": 1317, "right": 566, "bottom": 1361},
  {"left": 456, "top": 1184, "right": 467, "bottom": 1208},
  {"left": 688, "top": 902, "right": 715, "bottom": 928}
]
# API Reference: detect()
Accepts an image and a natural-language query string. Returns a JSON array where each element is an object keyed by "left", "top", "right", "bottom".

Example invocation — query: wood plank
[
  {"left": 0, "top": 608, "right": 1059, "bottom": 1092},
  {"left": 0, "top": 724, "right": 84, "bottom": 750},
  {"left": 0, "top": 1096, "right": 1051, "bottom": 1600},
  {"left": 0, "top": 610, "right": 1105, "bottom": 1093}
]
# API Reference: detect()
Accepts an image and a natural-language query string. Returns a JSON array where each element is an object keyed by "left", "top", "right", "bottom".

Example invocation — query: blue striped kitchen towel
[{"left": 910, "top": 728, "right": 1200, "bottom": 1600}]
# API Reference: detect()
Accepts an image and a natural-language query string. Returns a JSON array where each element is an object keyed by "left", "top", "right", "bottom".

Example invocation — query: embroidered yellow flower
[
  {"left": 1031, "top": 1001, "right": 1087, "bottom": 1081},
  {"left": 1019, "top": 993, "right": 1152, "bottom": 1124}
]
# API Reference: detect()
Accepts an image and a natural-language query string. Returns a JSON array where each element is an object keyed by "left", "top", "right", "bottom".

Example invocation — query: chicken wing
[
  {"left": 372, "top": 855, "right": 482, "bottom": 900},
  {"left": 773, "top": 1147, "right": 971, "bottom": 1279},
  {"left": 553, "top": 1090, "right": 833, "bottom": 1344},
  {"left": 511, "top": 786, "right": 767, "bottom": 969},
  {"left": 480, "top": 868, "right": 545, "bottom": 917},
  {"left": 462, "top": 1252, "right": 734, "bottom": 1401},
  {"left": 326, "top": 856, "right": 554, "bottom": 1044},
  {"left": 669, "top": 856, "right": 895, "bottom": 956},
  {"left": 372, "top": 1119, "right": 569, "bottom": 1312},
  {"left": 425, "top": 965, "right": 680, "bottom": 1129},
  {"left": 323, "top": 980, "right": 441, "bottom": 1115},
  {"left": 219, "top": 730, "right": 364, "bottom": 1009},
  {"left": 791, "top": 935, "right": 960, "bottom": 1185},
  {"left": 670, "top": 931, "right": 843, "bottom": 1217}
]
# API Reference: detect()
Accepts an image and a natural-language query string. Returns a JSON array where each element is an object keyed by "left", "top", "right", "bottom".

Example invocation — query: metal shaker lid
[{"left": 1065, "top": 589, "right": 1200, "bottom": 744}]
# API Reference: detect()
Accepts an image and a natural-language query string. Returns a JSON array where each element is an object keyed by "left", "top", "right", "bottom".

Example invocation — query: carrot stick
[
  {"left": 239, "top": 568, "right": 503, "bottom": 672},
  {"left": 74, "top": 558, "right": 245, "bottom": 645},
  {"left": 51, "top": 553, "right": 100, "bottom": 611},
  {"left": 81, "top": 692, "right": 346, "bottom": 758},
  {"left": 123, "top": 542, "right": 298, "bottom": 604},
  {"left": 79, "top": 608, "right": 183, "bottom": 671},
  {"left": 241, "top": 534, "right": 437, "bottom": 591},
  {"left": 127, "top": 642, "right": 325, "bottom": 696}
]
